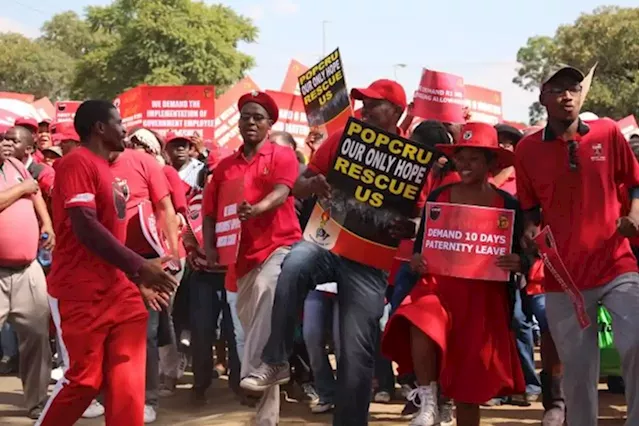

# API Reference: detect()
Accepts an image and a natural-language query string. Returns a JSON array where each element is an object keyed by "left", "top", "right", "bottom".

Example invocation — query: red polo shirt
[
  {"left": 48, "top": 147, "right": 133, "bottom": 301},
  {"left": 515, "top": 119, "right": 639, "bottom": 292},
  {"left": 202, "top": 142, "right": 301, "bottom": 278}
]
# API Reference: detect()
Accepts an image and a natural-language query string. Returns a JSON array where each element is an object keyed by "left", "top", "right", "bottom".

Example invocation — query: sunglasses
[{"left": 567, "top": 140, "right": 579, "bottom": 171}]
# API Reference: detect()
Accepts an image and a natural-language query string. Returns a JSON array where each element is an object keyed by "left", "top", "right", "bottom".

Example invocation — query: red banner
[
  {"left": 617, "top": 115, "right": 639, "bottom": 140},
  {"left": 281, "top": 59, "right": 308, "bottom": 95},
  {"left": 464, "top": 84, "right": 502, "bottom": 125},
  {"left": 265, "top": 90, "right": 309, "bottom": 149},
  {"left": 533, "top": 226, "right": 590, "bottom": 329},
  {"left": 184, "top": 193, "right": 204, "bottom": 247},
  {"left": 115, "top": 85, "right": 215, "bottom": 144},
  {"left": 55, "top": 101, "right": 82, "bottom": 124},
  {"left": 214, "top": 77, "right": 261, "bottom": 151},
  {"left": 413, "top": 69, "right": 465, "bottom": 123},
  {"left": 422, "top": 203, "right": 515, "bottom": 281},
  {"left": 215, "top": 178, "right": 244, "bottom": 265}
]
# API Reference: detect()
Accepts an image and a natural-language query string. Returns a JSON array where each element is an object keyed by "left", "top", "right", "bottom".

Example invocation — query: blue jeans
[
  {"left": 226, "top": 291, "right": 245, "bottom": 362},
  {"left": 525, "top": 293, "right": 548, "bottom": 332},
  {"left": 303, "top": 290, "right": 340, "bottom": 404},
  {"left": 375, "top": 298, "right": 395, "bottom": 393},
  {"left": 263, "top": 241, "right": 387, "bottom": 426},
  {"left": 390, "top": 262, "right": 418, "bottom": 314},
  {"left": 513, "top": 289, "right": 542, "bottom": 396},
  {"left": 1, "top": 323, "right": 18, "bottom": 358}
]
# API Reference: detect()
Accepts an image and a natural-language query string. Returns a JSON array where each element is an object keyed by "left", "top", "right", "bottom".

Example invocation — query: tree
[
  {"left": 514, "top": 6, "right": 639, "bottom": 124},
  {"left": 70, "top": 0, "right": 258, "bottom": 100},
  {"left": 0, "top": 33, "right": 75, "bottom": 100},
  {"left": 40, "top": 11, "right": 93, "bottom": 59}
]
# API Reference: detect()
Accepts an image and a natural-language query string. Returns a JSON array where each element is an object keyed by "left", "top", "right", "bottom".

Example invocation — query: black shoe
[
  {"left": 191, "top": 388, "right": 208, "bottom": 406},
  {"left": 0, "top": 355, "right": 18, "bottom": 375}
]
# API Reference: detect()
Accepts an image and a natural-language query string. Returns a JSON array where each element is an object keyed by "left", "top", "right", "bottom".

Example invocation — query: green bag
[{"left": 598, "top": 303, "right": 622, "bottom": 376}]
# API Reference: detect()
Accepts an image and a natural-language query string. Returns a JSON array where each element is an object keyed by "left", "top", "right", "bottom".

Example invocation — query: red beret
[{"left": 237, "top": 91, "right": 279, "bottom": 123}]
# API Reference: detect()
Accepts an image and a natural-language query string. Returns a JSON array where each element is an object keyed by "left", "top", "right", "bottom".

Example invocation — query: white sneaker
[
  {"left": 144, "top": 405, "right": 157, "bottom": 423},
  {"left": 50, "top": 367, "right": 64, "bottom": 382},
  {"left": 311, "top": 401, "right": 334, "bottom": 413},
  {"left": 408, "top": 383, "right": 439, "bottom": 426},
  {"left": 179, "top": 330, "right": 191, "bottom": 347},
  {"left": 82, "top": 400, "right": 105, "bottom": 418},
  {"left": 374, "top": 390, "right": 392, "bottom": 403}
]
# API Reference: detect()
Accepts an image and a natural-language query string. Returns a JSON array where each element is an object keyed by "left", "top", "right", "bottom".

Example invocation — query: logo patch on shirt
[
  {"left": 262, "top": 166, "right": 270, "bottom": 175},
  {"left": 590, "top": 143, "right": 606, "bottom": 162}
]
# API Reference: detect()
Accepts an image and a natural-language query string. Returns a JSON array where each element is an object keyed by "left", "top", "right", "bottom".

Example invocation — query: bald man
[{"left": 6, "top": 127, "right": 55, "bottom": 198}]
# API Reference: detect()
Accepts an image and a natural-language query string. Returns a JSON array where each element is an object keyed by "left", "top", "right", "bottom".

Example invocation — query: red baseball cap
[
  {"left": 51, "top": 129, "right": 80, "bottom": 145},
  {"left": 350, "top": 79, "right": 407, "bottom": 110},
  {"left": 237, "top": 91, "right": 279, "bottom": 122},
  {"left": 165, "top": 132, "right": 191, "bottom": 145},
  {"left": 14, "top": 117, "right": 38, "bottom": 133},
  {"left": 436, "top": 122, "right": 514, "bottom": 170}
]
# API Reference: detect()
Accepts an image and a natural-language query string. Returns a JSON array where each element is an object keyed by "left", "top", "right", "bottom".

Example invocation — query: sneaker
[
  {"left": 50, "top": 367, "right": 64, "bottom": 383},
  {"left": 301, "top": 382, "right": 320, "bottom": 404},
  {"left": 27, "top": 404, "right": 44, "bottom": 420},
  {"left": 373, "top": 390, "right": 392, "bottom": 403},
  {"left": 311, "top": 401, "right": 334, "bottom": 414},
  {"left": 0, "top": 355, "right": 18, "bottom": 375},
  {"left": 180, "top": 330, "right": 191, "bottom": 347},
  {"left": 143, "top": 405, "right": 157, "bottom": 423},
  {"left": 82, "top": 400, "right": 105, "bottom": 418},
  {"left": 400, "top": 383, "right": 414, "bottom": 399},
  {"left": 482, "top": 397, "right": 504, "bottom": 407},
  {"left": 159, "top": 376, "right": 177, "bottom": 397},
  {"left": 240, "top": 362, "right": 290, "bottom": 392},
  {"left": 439, "top": 398, "right": 454, "bottom": 426},
  {"left": 408, "top": 383, "right": 439, "bottom": 426}
]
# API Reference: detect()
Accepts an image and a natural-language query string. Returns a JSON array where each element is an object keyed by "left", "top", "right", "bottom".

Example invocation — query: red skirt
[{"left": 382, "top": 275, "right": 525, "bottom": 403}]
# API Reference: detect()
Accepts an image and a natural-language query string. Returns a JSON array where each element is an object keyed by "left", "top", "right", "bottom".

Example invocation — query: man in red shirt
[
  {"left": 36, "top": 100, "right": 178, "bottom": 426},
  {"left": 243, "top": 80, "right": 416, "bottom": 425},
  {"left": 5, "top": 126, "right": 55, "bottom": 198},
  {"left": 203, "top": 91, "right": 301, "bottom": 425},
  {"left": 515, "top": 66, "right": 639, "bottom": 426}
]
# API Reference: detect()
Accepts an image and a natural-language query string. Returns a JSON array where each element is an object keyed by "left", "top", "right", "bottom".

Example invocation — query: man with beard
[
  {"left": 5, "top": 126, "right": 55, "bottom": 198},
  {"left": 242, "top": 80, "right": 416, "bottom": 425},
  {"left": 515, "top": 66, "right": 639, "bottom": 426},
  {"left": 36, "top": 100, "right": 178, "bottom": 426},
  {"left": 202, "top": 91, "right": 301, "bottom": 425}
]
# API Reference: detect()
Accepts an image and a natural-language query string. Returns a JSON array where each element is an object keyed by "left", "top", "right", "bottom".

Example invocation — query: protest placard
[
  {"left": 298, "top": 48, "right": 351, "bottom": 147},
  {"left": 54, "top": 101, "right": 82, "bottom": 124},
  {"left": 413, "top": 69, "right": 465, "bottom": 123},
  {"left": 265, "top": 90, "right": 310, "bottom": 148},
  {"left": 215, "top": 178, "right": 244, "bottom": 265},
  {"left": 281, "top": 59, "right": 308, "bottom": 95},
  {"left": 115, "top": 85, "right": 216, "bottom": 144},
  {"left": 215, "top": 77, "right": 261, "bottom": 150},
  {"left": 138, "top": 200, "right": 181, "bottom": 272},
  {"left": 617, "top": 115, "right": 639, "bottom": 140},
  {"left": 184, "top": 193, "right": 204, "bottom": 247},
  {"left": 533, "top": 226, "right": 590, "bottom": 329},
  {"left": 422, "top": 202, "right": 514, "bottom": 281},
  {"left": 303, "top": 117, "right": 436, "bottom": 270},
  {"left": 464, "top": 85, "right": 503, "bottom": 125}
]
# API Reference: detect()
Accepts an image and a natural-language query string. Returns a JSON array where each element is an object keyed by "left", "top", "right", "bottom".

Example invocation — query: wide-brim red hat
[{"left": 435, "top": 122, "right": 514, "bottom": 170}]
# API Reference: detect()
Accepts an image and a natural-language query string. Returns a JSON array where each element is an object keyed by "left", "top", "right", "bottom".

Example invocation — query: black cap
[
  {"left": 495, "top": 124, "right": 523, "bottom": 144},
  {"left": 541, "top": 66, "right": 585, "bottom": 87}
]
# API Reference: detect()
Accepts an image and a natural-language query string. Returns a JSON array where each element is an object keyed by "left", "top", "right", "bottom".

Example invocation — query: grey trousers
[
  {"left": 238, "top": 247, "right": 290, "bottom": 426},
  {"left": 0, "top": 260, "right": 52, "bottom": 412},
  {"left": 546, "top": 272, "right": 639, "bottom": 426}
]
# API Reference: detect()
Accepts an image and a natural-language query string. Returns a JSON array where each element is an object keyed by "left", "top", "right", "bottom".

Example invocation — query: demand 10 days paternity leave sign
[
  {"left": 303, "top": 117, "right": 437, "bottom": 270},
  {"left": 422, "top": 202, "right": 515, "bottom": 281}
]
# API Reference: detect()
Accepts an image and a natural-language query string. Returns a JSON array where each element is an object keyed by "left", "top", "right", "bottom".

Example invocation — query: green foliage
[
  {"left": 0, "top": 0, "right": 257, "bottom": 102},
  {"left": 514, "top": 6, "right": 639, "bottom": 124}
]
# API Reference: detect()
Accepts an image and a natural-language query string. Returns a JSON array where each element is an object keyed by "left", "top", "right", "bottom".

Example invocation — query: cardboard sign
[
  {"left": 533, "top": 226, "right": 590, "bottom": 329},
  {"left": 463, "top": 85, "right": 502, "bottom": 125},
  {"left": 413, "top": 69, "right": 465, "bottom": 123},
  {"left": 115, "top": 85, "right": 216, "bottom": 144},
  {"left": 54, "top": 101, "right": 82, "bottom": 124},
  {"left": 303, "top": 118, "right": 436, "bottom": 270},
  {"left": 617, "top": 115, "right": 639, "bottom": 141},
  {"left": 215, "top": 178, "right": 244, "bottom": 265},
  {"left": 214, "top": 77, "right": 261, "bottom": 150},
  {"left": 298, "top": 48, "right": 351, "bottom": 150},
  {"left": 281, "top": 59, "right": 308, "bottom": 95},
  {"left": 265, "top": 90, "right": 310, "bottom": 149},
  {"left": 138, "top": 200, "right": 181, "bottom": 272},
  {"left": 422, "top": 203, "right": 515, "bottom": 281}
]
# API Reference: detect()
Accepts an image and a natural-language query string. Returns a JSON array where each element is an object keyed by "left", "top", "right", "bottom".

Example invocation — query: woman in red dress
[{"left": 382, "top": 122, "right": 528, "bottom": 426}]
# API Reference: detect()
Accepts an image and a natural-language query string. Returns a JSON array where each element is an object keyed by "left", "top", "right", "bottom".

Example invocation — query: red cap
[
  {"left": 51, "top": 128, "right": 80, "bottom": 145},
  {"left": 165, "top": 132, "right": 191, "bottom": 145},
  {"left": 39, "top": 118, "right": 52, "bottom": 125},
  {"left": 237, "top": 91, "right": 279, "bottom": 122},
  {"left": 50, "top": 121, "right": 75, "bottom": 135},
  {"left": 435, "top": 122, "right": 514, "bottom": 170},
  {"left": 351, "top": 79, "right": 407, "bottom": 110},
  {"left": 14, "top": 117, "right": 38, "bottom": 133}
]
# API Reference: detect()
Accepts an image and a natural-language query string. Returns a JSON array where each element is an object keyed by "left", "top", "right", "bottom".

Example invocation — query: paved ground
[{"left": 0, "top": 374, "right": 628, "bottom": 425}]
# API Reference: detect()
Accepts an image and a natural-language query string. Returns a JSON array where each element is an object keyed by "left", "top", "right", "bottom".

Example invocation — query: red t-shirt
[
  {"left": 33, "top": 150, "right": 44, "bottom": 164},
  {"left": 110, "top": 149, "right": 170, "bottom": 256},
  {"left": 163, "top": 165, "right": 188, "bottom": 215},
  {"left": 515, "top": 119, "right": 639, "bottom": 292},
  {"left": 203, "top": 142, "right": 301, "bottom": 278},
  {"left": 48, "top": 147, "right": 133, "bottom": 301}
]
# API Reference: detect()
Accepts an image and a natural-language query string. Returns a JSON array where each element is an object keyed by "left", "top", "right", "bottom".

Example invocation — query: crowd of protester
[{"left": 0, "top": 64, "right": 637, "bottom": 426}]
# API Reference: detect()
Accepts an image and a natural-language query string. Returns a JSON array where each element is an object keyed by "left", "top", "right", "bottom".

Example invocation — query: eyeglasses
[
  {"left": 567, "top": 140, "right": 579, "bottom": 171},
  {"left": 239, "top": 113, "right": 268, "bottom": 123},
  {"left": 543, "top": 84, "right": 582, "bottom": 96}
]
